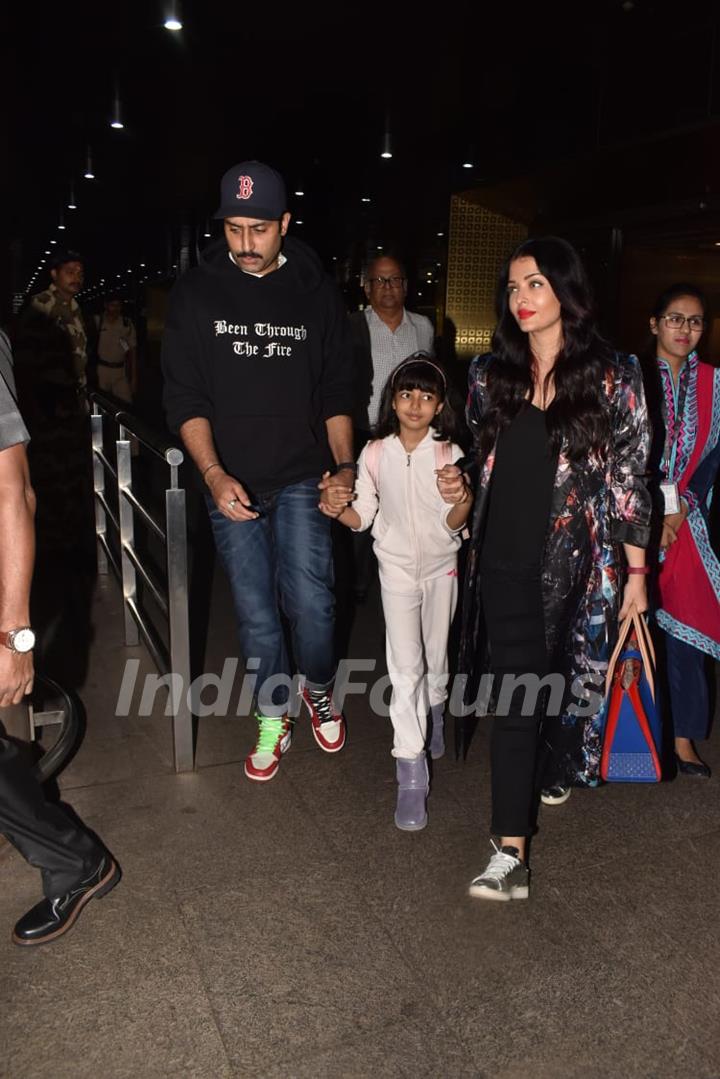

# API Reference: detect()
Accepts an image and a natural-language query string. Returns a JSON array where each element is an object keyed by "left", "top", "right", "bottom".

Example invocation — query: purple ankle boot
[
  {"left": 395, "top": 757, "right": 428, "bottom": 831},
  {"left": 429, "top": 704, "right": 445, "bottom": 759}
]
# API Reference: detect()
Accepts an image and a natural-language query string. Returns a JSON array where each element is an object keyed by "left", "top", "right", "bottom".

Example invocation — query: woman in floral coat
[{"left": 455, "top": 237, "right": 652, "bottom": 901}]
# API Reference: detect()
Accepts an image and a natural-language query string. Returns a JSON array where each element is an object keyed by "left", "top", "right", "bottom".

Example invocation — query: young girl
[{"left": 321, "top": 354, "right": 472, "bottom": 830}]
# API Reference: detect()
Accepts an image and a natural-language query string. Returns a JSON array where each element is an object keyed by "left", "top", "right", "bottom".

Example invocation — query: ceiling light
[
  {"left": 361, "top": 197, "right": 371, "bottom": 203},
  {"left": 437, "top": 231, "right": 444, "bottom": 237},
  {"left": 84, "top": 146, "right": 95, "bottom": 180},
  {"left": 294, "top": 189, "right": 304, "bottom": 197},
  {"left": 462, "top": 161, "right": 473, "bottom": 169},
  {"left": 110, "top": 83, "right": 124, "bottom": 129},
  {"left": 381, "top": 132, "right": 392, "bottom": 159},
  {"left": 68, "top": 183, "right": 78, "bottom": 210},
  {"left": 164, "top": 1, "right": 182, "bottom": 30}
]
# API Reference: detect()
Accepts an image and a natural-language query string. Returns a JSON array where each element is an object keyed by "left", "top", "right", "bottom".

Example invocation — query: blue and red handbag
[{"left": 600, "top": 605, "right": 662, "bottom": 783}]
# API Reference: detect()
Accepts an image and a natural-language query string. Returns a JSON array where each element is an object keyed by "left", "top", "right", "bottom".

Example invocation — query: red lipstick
[{"left": 518, "top": 310, "right": 536, "bottom": 320}]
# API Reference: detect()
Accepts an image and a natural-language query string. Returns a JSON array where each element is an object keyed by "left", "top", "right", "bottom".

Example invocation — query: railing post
[
  {"left": 89, "top": 392, "right": 195, "bottom": 773},
  {"left": 117, "top": 427, "right": 139, "bottom": 648},
  {"left": 91, "top": 410, "right": 108, "bottom": 575},
  {"left": 166, "top": 457, "right": 193, "bottom": 773}
]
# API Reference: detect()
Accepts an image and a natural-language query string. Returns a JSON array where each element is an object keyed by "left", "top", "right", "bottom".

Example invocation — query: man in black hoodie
[{"left": 162, "top": 161, "right": 355, "bottom": 781}]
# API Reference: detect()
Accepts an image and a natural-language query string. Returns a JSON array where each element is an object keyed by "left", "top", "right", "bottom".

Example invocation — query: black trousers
[
  {"left": 481, "top": 571, "right": 549, "bottom": 837},
  {"left": 0, "top": 738, "right": 102, "bottom": 897}
]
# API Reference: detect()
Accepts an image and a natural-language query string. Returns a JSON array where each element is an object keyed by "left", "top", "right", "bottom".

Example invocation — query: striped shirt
[{"left": 365, "top": 307, "right": 434, "bottom": 426}]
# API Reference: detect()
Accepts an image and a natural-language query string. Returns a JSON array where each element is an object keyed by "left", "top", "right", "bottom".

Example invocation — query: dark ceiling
[{"left": 4, "top": 0, "right": 720, "bottom": 311}]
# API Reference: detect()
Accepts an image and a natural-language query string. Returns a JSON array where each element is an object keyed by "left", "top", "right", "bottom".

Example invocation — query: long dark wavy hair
[
  {"left": 477, "top": 236, "right": 613, "bottom": 463},
  {"left": 375, "top": 354, "right": 464, "bottom": 444}
]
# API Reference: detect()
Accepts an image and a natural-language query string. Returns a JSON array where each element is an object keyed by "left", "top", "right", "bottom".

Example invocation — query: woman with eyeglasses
[{"left": 644, "top": 283, "right": 720, "bottom": 778}]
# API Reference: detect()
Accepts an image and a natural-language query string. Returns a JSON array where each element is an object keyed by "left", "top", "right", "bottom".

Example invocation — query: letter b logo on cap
[{"left": 236, "top": 176, "right": 254, "bottom": 200}]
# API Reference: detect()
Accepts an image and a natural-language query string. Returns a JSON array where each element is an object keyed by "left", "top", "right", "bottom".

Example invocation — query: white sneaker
[
  {"left": 244, "top": 715, "right": 292, "bottom": 781},
  {"left": 540, "top": 784, "right": 572, "bottom": 806},
  {"left": 468, "top": 841, "right": 530, "bottom": 902},
  {"left": 301, "top": 687, "right": 346, "bottom": 753}
]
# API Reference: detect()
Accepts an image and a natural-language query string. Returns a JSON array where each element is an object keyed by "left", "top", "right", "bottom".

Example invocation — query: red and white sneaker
[
  {"left": 301, "top": 687, "right": 346, "bottom": 753},
  {"left": 244, "top": 714, "right": 292, "bottom": 781}
]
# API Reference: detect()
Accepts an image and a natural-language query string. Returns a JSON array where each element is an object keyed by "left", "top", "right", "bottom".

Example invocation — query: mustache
[{"left": 236, "top": 251, "right": 260, "bottom": 259}]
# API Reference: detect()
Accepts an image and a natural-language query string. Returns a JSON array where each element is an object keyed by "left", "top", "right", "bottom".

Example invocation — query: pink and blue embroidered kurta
[{"left": 654, "top": 353, "right": 720, "bottom": 660}]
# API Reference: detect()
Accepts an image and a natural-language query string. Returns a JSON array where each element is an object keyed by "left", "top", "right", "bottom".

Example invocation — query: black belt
[{"left": 97, "top": 359, "right": 126, "bottom": 369}]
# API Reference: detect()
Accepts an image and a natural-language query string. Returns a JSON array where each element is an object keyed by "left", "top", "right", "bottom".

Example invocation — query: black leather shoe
[
  {"left": 12, "top": 855, "right": 121, "bottom": 946},
  {"left": 676, "top": 755, "right": 712, "bottom": 779}
]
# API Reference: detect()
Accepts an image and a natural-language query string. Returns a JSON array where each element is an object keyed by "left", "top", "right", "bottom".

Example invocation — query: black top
[
  {"left": 161, "top": 236, "right": 355, "bottom": 495},
  {"left": 481, "top": 403, "right": 558, "bottom": 578}
]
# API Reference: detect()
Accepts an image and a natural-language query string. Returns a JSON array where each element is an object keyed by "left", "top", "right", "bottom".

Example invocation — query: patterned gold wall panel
[{"left": 446, "top": 197, "right": 527, "bottom": 359}]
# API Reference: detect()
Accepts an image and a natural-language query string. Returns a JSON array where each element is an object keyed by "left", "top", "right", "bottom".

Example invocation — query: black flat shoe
[
  {"left": 12, "top": 855, "right": 121, "bottom": 946},
  {"left": 675, "top": 755, "right": 712, "bottom": 779}
]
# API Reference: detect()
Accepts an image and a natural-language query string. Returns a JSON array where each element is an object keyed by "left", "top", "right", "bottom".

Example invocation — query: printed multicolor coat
[{"left": 460, "top": 352, "right": 652, "bottom": 784}]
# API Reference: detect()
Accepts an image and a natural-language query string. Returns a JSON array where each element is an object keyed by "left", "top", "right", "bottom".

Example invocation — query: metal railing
[{"left": 90, "top": 391, "right": 193, "bottom": 772}]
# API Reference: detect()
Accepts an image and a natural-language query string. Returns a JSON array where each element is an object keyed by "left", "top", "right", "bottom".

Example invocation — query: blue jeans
[{"left": 207, "top": 478, "right": 336, "bottom": 715}]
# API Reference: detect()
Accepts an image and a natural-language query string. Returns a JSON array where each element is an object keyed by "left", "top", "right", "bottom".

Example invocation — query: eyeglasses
[
  {"left": 660, "top": 313, "right": 705, "bottom": 332},
  {"left": 367, "top": 275, "right": 406, "bottom": 289}
]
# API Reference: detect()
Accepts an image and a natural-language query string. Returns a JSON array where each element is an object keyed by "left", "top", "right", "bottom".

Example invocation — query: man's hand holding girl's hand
[{"left": 318, "top": 469, "right": 355, "bottom": 517}]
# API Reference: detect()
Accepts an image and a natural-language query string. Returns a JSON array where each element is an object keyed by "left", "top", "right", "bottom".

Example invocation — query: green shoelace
[{"left": 254, "top": 715, "right": 286, "bottom": 752}]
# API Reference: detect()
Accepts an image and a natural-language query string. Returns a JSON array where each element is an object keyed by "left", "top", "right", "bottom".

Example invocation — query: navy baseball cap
[{"left": 214, "top": 160, "right": 287, "bottom": 221}]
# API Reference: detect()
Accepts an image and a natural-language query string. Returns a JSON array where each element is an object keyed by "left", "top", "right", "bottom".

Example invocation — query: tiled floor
[{"left": 1, "top": 568, "right": 719, "bottom": 1078}]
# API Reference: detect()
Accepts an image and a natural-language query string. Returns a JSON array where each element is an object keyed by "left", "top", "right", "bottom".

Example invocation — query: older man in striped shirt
[{"left": 351, "top": 255, "right": 435, "bottom": 432}]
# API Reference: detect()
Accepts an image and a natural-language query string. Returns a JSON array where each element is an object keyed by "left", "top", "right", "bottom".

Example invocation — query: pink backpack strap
[
  {"left": 434, "top": 440, "right": 453, "bottom": 469},
  {"left": 364, "top": 439, "right": 384, "bottom": 490}
]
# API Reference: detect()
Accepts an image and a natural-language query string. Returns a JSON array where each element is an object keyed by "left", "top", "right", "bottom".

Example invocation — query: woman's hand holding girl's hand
[
  {"left": 436, "top": 464, "right": 469, "bottom": 504},
  {"left": 618, "top": 575, "right": 648, "bottom": 620},
  {"left": 207, "top": 468, "right": 259, "bottom": 521}
]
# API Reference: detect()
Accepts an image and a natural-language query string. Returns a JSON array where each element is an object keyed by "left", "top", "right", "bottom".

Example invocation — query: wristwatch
[{"left": 0, "top": 627, "right": 36, "bottom": 653}]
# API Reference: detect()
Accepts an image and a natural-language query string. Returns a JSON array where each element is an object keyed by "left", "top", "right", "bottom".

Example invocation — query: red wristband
[{"left": 626, "top": 566, "right": 650, "bottom": 575}]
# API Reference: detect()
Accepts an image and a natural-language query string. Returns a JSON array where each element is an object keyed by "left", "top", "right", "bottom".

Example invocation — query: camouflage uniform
[{"left": 29, "top": 285, "right": 89, "bottom": 388}]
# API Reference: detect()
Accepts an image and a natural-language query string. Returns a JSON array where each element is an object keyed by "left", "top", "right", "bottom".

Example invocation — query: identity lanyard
[{"left": 661, "top": 361, "right": 689, "bottom": 482}]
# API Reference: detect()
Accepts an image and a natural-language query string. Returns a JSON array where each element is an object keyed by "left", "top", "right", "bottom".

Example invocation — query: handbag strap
[
  {"left": 629, "top": 606, "right": 656, "bottom": 701},
  {"left": 605, "top": 610, "right": 635, "bottom": 697},
  {"left": 604, "top": 603, "right": 656, "bottom": 698}
]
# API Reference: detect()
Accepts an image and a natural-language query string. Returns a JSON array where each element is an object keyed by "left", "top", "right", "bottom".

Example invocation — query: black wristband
[{"left": 334, "top": 461, "right": 357, "bottom": 474}]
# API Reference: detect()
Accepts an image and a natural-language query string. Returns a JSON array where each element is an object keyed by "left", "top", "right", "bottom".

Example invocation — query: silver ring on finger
[{"left": 228, "top": 499, "right": 237, "bottom": 509}]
